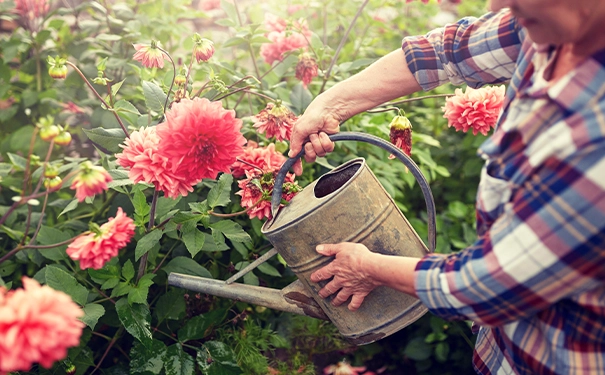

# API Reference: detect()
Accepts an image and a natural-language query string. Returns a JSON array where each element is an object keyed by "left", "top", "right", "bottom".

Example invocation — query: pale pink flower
[
  {"left": 70, "top": 161, "right": 112, "bottom": 202},
  {"left": 287, "top": 4, "right": 305, "bottom": 15},
  {"left": 442, "top": 85, "right": 505, "bottom": 136},
  {"left": 66, "top": 207, "right": 135, "bottom": 270},
  {"left": 157, "top": 98, "right": 246, "bottom": 181},
  {"left": 260, "top": 14, "right": 311, "bottom": 65},
  {"left": 324, "top": 361, "right": 367, "bottom": 375},
  {"left": 230, "top": 141, "right": 286, "bottom": 178},
  {"left": 116, "top": 126, "right": 197, "bottom": 199},
  {"left": 295, "top": 53, "right": 319, "bottom": 88},
  {"left": 199, "top": 0, "right": 221, "bottom": 10},
  {"left": 0, "top": 278, "right": 84, "bottom": 374},
  {"left": 192, "top": 34, "right": 215, "bottom": 63},
  {"left": 236, "top": 170, "right": 300, "bottom": 220},
  {"left": 252, "top": 102, "right": 297, "bottom": 142},
  {"left": 264, "top": 13, "right": 288, "bottom": 33},
  {"left": 132, "top": 42, "right": 169, "bottom": 69}
]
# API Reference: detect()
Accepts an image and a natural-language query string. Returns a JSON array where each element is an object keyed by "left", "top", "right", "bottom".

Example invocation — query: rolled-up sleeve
[
  {"left": 402, "top": 10, "right": 524, "bottom": 91},
  {"left": 414, "top": 141, "right": 605, "bottom": 327}
]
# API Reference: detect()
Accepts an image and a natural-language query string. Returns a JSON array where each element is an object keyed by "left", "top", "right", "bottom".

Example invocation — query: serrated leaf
[
  {"left": 162, "top": 257, "right": 212, "bottom": 278},
  {"left": 122, "top": 259, "right": 135, "bottom": 282},
  {"left": 155, "top": 196, "right": 181, "bottom": 222},
  {"left": 182, "top": 228, "right": 206, "bottom": 257},
  {"left": 133, "top": 187, "right": 150, "bottom": 218},
  {"left": 256, "top": 262, "right": 281, "bottom": 277},
  {"left": 154, "top": 289, "right": 186, "bottom": 323},
  {"left": 58, "top": 199, "right": 78, "bottom": 217},
  {"left": 135, "top": 230, "right": 163, "bottom": 261},
  {"left": 128, "top": 274, "right": 155, "bottom": 304},
  {"left": 210, "top": 220, "right": 251, "bottom": 243},
  {"left": 178, "top": 309, "right": 227, "bottom": 343},
  {"left": 81, "top": 304, "right": 105, "bottom": 329},
  {"left": 83, "top": 127, "right": 127, "bottom": 153},
  {"left": 35, "top": 226, "right": 70, "bottom": 260},
  {"left": 45, "top": 266, "right": 88, "bottom": 306},
  {"left": 116, "top": 298, "right": 153, "bottom": 347},
  {"left": 142, "top": 80, "right": 167, "bottom": 114},
  {"left": 164, "top": 344, "right": 195, "bottom": 375},
  {"left": 173, "top": 212, "right": 204, "bottom": 233},
  {"left": 207, "top": 174, "right": 233, "bottom": 208},
  {"left": 196, "top": 341, "right": 242, "bottom": 375},
  {"left": 130, "top": 339, "right": 166, "bottom": 374},
  {"left": 110, "top": 281, "right": 132, "bottom": 297},
  {"left": 100, "top": 277, "right": 120, "bottom": 290},
  {"left": 114, "top": 99, "right": 141, "bottom": 126},
  {"left": 7, "top": 152, "right": 28, "bottom": 171}
]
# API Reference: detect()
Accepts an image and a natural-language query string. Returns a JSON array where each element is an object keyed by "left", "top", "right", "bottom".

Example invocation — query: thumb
[
  {"left": 288, "top": 129, "right": 307, "bottom": 158},
  {"left": 316, "top": 244, "right": 342, "bottom": 256}
]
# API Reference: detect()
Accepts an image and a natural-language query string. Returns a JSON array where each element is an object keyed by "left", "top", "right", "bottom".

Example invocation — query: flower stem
[
  {"left": 319, "top": 0, "right": 370, "bottom": 94},
  {"left": 0, "top": 237, "right": 77, "bottom": 265},
  {"left": 383, "top": 93, "right": 454, "bottom": 107},
  {"left": 366, "top": 106, "right": 401, "bottom": 114},
  {"left": 208, "top": 196, "right": 264, "bottom": 218},
  {"left": 90, "top": 327, "right": 124, "bottom": 375},
  {"left": 137, "top": 189, "right": 159, "bottom": 281},
  {"left": 157, "top": 46, "right": 176, "bottom": 115},
  {"left": 65, "top": 61, "right": 130, "bottom": 138}
]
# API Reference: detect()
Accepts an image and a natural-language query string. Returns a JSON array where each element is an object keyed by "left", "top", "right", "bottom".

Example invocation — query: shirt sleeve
[
  {"left": 402, "top": 9, "right": 524, "bottom": 91},
  {"left": 414, "top": 140, "right": 605, "bottom": 327}
]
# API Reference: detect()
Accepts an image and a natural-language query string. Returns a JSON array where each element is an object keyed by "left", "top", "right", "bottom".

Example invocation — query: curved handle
[{"left": 272, "top": 132, "right": 436, "bottom": 252}]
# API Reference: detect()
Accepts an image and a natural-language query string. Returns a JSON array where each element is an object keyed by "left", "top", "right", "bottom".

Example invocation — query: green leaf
[
  {"left": 45, "top": 266, "right": 89, "bottom": 306},
  {"left": 256, "top": 262, "right": 281, "bottom": 277},
  {"left": 132, "top": 187, "right": 150, "bottom": 223},
  {"left": 207, "top": 174, "right": 233, "bottom": 208},
  {"left": 135, "top": 230, "right": 163, "bottom": 261},
  {"left": 162, "top": 256, "right": 212, "bottom": 278},
  {"left": 116, "top": 298, "right": 153, "bottom": 347},
  {"left": 182, "top": 228, "right": 206, "bottom": 257},
  {"left": 128, "top": 274, "right": 155, "bottom": 305},
  {"left": 448, "top": 201, "right": 468, "bottom": 218},
  {"left": 83, "top": 127, "right": 127, "bottom": 153},
  {"left": 7, "top": 152, "right": 28, "bottom": 171},
  {"left": 142, "top": 80, "right": 167, "bottom": 114},
  {"left": 110, "top": 281, "right": 132, "bottom": 297},
  {"left": 59, "top": 199, "right": 78, "bottom": 217},
  {"left": 289, "top": 83, "right": 312, "bottom": 114},
  {"left": 178, "top": 309, "right": 227, "bottom": 343},
  {"left": 114, "top": 99, "right": 141, "bottom": 126},
  {"left": 35, "top": 226, "right": 70, "bottom": 260},
  {"left": 122, "top": 259, "right": 135, "bottom": 282},
  {"left": 111, "top": 79, "right": 126, "bottom": 97},
  {"left": 210, "top": 220, "right": 251, "bottom": 243},
  {"left": 197, "top": 341, "right": 242, "bottom": 375},
  {"left": 403, "top": 337, "right": 432, "bottom": 361},
  {"left": 155, "top": 196, "right": 181, "bottom": 221},
  {"left": 202, "top": 232, "right": 230, "bottom": 252},
  {"left": 100, "top": 277, "right": 120, "bottom": 290},
  {"left": 81, "top": 304, "right": 105, "bottom": 329},
  {"left": 154, "top": 289, "right": 186, "bottom": 323},
  {"left": 173, "top": 212, "right": 205, "bottom": 233},
  {"left": 130, "top": 339, "right": 167, "bottom": 375},
  {"left": 164, "top": 344, "right": 195, "bottom": 375},
  {"left": 435, "top": 341, "right": 450, "bottom": 363}
]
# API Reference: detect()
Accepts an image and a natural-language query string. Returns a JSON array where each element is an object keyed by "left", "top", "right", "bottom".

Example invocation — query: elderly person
[{"left": 288, "top": 0, "right": 605, "bottom": 374}]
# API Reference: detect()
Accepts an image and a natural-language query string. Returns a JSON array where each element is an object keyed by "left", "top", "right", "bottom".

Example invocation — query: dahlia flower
[
  {"left": 66, "top": 207, "right": 135, "bottom": 270},
  {"left": 157, "top": 97, "right": 246, "bottom": 181},
  {"left": 116, "top": 126, "right": 197, "bottom": 199},
  {"left": 252, "top": 102, "right": 297, "bottom": 142},
  {"left": 192, "top": 34, "right": 215, "bottom": 63},
  {"left": 132, "top": 41, "right": 169, "bottom": 69},
  {"left": 260, "top": 14, "right": 311, "bottom": 65},
  {"left": 442, "top": 85, "right": 505, "bottom": 136},
  {"left": 236, "top": 170, "right": 301, "bottom": 220},
  {"left": 70, "top": 161, "right": 112, "bottom": 202},
  {"left": 0, "top": 278, "right": 84, "bottom": 374},
  {"left": 199, "top": 0, "right": 221, "bottom": 10},
  {"left": 388, "top": 115, "right": 412, "bottom": 159},
  {"left": 323, "top": 361, "right": 367, "bottom": 375},
  {"left": 295, "top": 53, "right": 319, "bottom": 88},
  {"left": 230, "top": 141, "right": 286, "bottom": 178}
]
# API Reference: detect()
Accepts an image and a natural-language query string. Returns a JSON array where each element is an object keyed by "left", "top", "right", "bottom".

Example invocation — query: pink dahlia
[
  {"left": 230, "top": 141, "right": 286, "bottom": 178},
  {"left": 236, "top": 170, "right": 301, "bottom": 220},
  {"left": 66, "top": 207, "right": 135, "bottom": 270},
  {"left": 252, "top": 102, "right": 297, "bottom": 142},
  {"left": 259, "top": 14, "right": 311, "bottom": 65},
  {"left": 156, "top": 98, "right": 246, "bottom": 181},
  {"left": 295, "top": 53, "right": 319, "bottom": 88},
  {"left": 442, "top": 85, "right": 505, "bottom": 136},
  {"left": 0, "top": 278, "right": 84, "bottom": 374},
  {"left": 133, "top": 41, "right": 169, "bottom": 69},
  {"left": 323, "top": 361, "right": 367, "bottom": 375},
  {"left": 116, "top": 126, "right": 197, "bottom": 199},
  {"left": 70, "top": 161, "right": 112, "bottom": 202},
  {"left": 192, "top": 34, "right": 215, "bottom": 63}
]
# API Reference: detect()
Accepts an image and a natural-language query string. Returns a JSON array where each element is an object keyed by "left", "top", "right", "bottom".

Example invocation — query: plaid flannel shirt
[{"left": 402, "top": 10, "right": 605, "bottom": 375}]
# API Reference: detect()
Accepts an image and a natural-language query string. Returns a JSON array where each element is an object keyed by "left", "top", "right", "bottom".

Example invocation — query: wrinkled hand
[
  {"left": 310, "top": 243, "right": 381, "bottom": 311},
  {"left": 288, "top": 99, "right": 342, "bottom": 174}
]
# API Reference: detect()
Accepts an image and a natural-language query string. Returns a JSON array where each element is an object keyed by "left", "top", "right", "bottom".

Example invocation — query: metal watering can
[{"left": 168, "top": 132, "right": 436, "bottom": 345}]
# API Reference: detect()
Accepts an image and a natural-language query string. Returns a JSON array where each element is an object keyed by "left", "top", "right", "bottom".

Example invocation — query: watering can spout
[{"left": 167, "top": 273, "right": 329, "bottom": 320}]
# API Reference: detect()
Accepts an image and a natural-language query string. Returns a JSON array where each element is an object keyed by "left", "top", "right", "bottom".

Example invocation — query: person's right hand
[{"left": 288, "top": 99, "right": 343, "bottom": 172}]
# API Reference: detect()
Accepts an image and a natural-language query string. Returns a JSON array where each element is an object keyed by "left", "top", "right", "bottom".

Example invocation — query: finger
[
  {"left": 318, "top": 280, "right": 341, "bottom": 298},
  {"left": 310, "top": 265, "right": 333, "bottom": 283},
  {"left": 318, "top": 132, "right": 335, "bottom": 154},
  {"left": 315, "top": 244, "right": 343, "bottom": 257},
  {"left": 303, "top": 141, "right": 317, "bottom": 163},
  {"left": 348, "top": 294, "right": 366, "bottom": 311},
  {"left": 292, "top": 159, "right": 303, "bottom": 176},
  {"left": 288, "top": 123, "right": 308, "bottom": 158},
  {"left": 309, "top": 134, "right": 327, "bottom": 157},
  {"left": 332, "top": 289, "right": 352, "bottom": 307}
]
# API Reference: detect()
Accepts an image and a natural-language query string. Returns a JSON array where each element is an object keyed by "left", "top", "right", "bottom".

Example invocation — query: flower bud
[
  {"left": 389, "top": 115, "right": 413, "bottom": 159},
  {"left": 54, "top": 131, "right": 72, "bottom": 146},
  {"left": 193, "top": 36, "right": 214, "bottom": 63},
  {"left": 40, "top": 124, "right": 60, "bottom": 141},
  {"left": 44, "top": 164, "right": 59, "bottom": 179},
  {"left": 175, "top": 73, "right": 187, "bottom": 86},
  {"left": 48, "top": 64, "right": 68, "bottom": 79},
  {"left": 44, "top": 176, "right": 63, "bottom": 190}
]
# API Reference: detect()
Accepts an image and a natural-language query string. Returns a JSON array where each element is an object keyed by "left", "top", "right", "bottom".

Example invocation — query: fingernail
[{"left": 316, "top": 245, "right": 324, "bottom": 252}]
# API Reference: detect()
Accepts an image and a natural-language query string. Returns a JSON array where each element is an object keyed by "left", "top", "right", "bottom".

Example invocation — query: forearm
[
  {"left": 365, "top": 252, "right": 420, "bottom": 298},
  {"left": 315, "top": 49, "right": 422, "bottom": 122}
]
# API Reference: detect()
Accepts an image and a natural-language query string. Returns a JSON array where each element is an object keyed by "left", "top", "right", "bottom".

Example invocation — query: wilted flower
[
  {"left": 116, "top": 126, "right": 198, "bottom": 199},
  {"left": 66, "top": 208, "right": 135, "bottom": 270},
  {"left": 323, "top": 361, "right": 367, "bottom": 375},
  {"left": 192, "top": 34, "right": 215, "bottom": 63},
  {"left": 132, "top": 41, "right": 169, "bottom": 69},
  {"left": 156, "top": 98, "right": 246, "bottom": 181},
  {"left": 442, "top": 85, "right": 505, "bottom": 136},
  {"left": 230, "top": 141, "right": 287, "bottom": 178},
  {"left": 295, "top": 53, "right": 319, "bottom": 88},
  {"left": 0, "top": 278, "right": 84, "bottom": 374},
  {"left": 252, "top": 102, "right": 297, "bottom": 142},
  {"left": 388, "top": 114, "right": 413, "bottom": 159},
  {"left": 70, "top": 161, "right": 112, "bottom": 202},
  {"left": 236, "top": 170, "right": 301, "bottom": 220}
]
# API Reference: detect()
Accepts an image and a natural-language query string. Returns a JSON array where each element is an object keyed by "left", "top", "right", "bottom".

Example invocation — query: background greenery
[{"left": 0, "top": 0, "right": 489, "bottom": 373}]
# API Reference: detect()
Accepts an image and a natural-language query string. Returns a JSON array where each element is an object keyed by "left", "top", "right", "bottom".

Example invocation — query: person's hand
[
  {"left": 309, "top": 243, "right": 381, "bottom": 311},
  {"left": 288, "top": 98, "right": 343, "bottom": 173}
]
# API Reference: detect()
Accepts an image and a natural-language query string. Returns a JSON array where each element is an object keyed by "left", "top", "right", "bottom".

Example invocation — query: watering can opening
[{"left": 314, "top": 162, "right": 361, "bottom": 199}]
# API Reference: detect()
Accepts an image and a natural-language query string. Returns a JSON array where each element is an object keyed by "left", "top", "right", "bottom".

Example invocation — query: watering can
[{"left": 168, "top": 132, "right": 436, "bottom": 345}]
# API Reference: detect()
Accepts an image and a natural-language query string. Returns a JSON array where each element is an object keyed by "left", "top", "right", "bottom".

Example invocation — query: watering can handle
[{"left": 271, "top": 132, "right": 437, "bottom": 252}]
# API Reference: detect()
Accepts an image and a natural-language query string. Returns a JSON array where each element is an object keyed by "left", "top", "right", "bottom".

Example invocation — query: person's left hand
[{"left": 310, "top": 243, "right": 381, "bottom": 311}]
